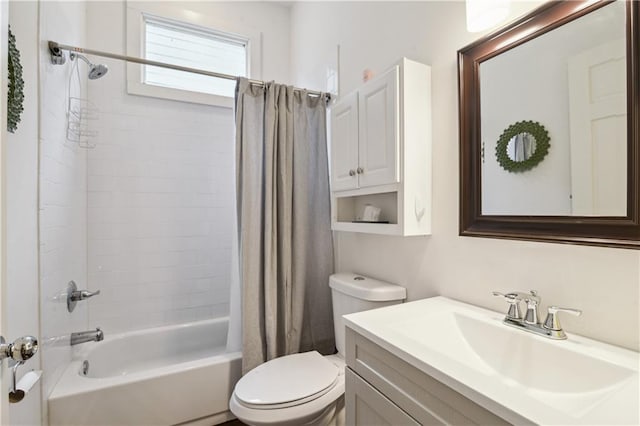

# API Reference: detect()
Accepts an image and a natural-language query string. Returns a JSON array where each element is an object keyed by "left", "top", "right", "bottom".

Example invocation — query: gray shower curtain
[{"left": 235, "top": 78, "right": 335, "bottom": 374}]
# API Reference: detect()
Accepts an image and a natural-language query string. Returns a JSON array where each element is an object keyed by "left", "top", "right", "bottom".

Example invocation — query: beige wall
[{"left": 291, "top": 1, "right": 640, "bottom": 351}]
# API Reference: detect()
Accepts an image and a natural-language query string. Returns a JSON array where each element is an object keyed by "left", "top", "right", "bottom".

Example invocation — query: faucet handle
[
  {"left": 525, "top": 290, "right": 540, "bottom": 302},
  {"left": 492, "top": 291, "right": 523, "bottom": 320},
  {"left": 492, "top": 291, "right": 523, "bottom": 301},
  {"left": 67, "top": 281, "right": 101, "bottom": 312},
  {"left": 70, "top": 289, "right": 100, "bottom": 301},
  {"left": 543, "top": 306, "right": 582, "bottom": 331}
]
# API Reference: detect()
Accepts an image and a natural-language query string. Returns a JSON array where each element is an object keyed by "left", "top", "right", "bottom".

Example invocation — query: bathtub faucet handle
[
  {"left": 72, "top": 289, "right": 101, "bottom": 301},
  {"left": 67, "top": 281, "right": 101, "bottom": 312}
]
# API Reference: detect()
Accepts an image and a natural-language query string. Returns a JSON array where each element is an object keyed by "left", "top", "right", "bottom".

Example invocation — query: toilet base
[
  {"left": 326, "top": 395, "right": 345, "bottom": 426},
  {"left": 230, "top": 393, "right": 344, "bottom": 426},
  {"left": 306, "top": 395, "right": 344, "bottom": 426}
]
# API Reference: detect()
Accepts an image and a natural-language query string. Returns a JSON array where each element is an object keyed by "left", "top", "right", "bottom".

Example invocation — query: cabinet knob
[
  {"left": 357, "top": 167, "right": 364, "bottom": 174},
  {"left": 349, "top": 169, "right": 356, "bottom": 176}
]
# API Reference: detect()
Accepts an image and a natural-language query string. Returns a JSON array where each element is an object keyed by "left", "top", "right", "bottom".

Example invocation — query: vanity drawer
[
  {"left": 346, "top": 368, "right": 421, "bottom": 426},
  {"left": 346, "top": 328, "right": 511, "bottom": 426}
]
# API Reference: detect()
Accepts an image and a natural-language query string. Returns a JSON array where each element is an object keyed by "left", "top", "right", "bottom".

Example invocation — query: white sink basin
[{"left": 343, "top": 296, "right": 639, "bottom": 425}]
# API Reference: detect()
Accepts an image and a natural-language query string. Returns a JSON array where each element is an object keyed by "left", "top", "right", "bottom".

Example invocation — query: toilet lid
[{"left": 235, "top": 351, "right": 339, "bottom": 409}]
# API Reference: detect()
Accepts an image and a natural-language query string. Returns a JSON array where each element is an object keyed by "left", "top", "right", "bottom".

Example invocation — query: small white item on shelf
[{"left": 362, "top": 204, "right": 381, "bottom": 222}]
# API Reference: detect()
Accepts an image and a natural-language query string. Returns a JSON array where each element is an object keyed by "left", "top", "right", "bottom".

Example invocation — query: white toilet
[{"left": 229, "top": 273, "right": 406, "bottom": 426}]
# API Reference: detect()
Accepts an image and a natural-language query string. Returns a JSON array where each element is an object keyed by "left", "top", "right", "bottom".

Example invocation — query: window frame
[{"left": 126, "top": 4, "right": 262, "bottom": 108}]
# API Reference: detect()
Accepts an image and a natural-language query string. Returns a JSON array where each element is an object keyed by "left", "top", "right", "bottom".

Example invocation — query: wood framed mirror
[{"left": 458, "top": 0, "right": 640, "bottom": 249}]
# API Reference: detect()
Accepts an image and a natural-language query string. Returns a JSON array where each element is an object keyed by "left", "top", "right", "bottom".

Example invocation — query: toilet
[{"left": 229, "top": 273, "right": 406, "bottom": 426}]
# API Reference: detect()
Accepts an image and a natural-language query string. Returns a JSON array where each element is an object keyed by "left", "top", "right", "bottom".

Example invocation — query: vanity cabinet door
[
  {"left": 330, "top": 92, "right": 359, "bottom": 191},
  {"left": 346, "top": 328, "right": 511, "bottom": 426},
  {"left": 357, "top": 66, "right": 400, "bottom": 188},
  {"left": 346, "top": 368, "right": 421, "bottom": 426}
]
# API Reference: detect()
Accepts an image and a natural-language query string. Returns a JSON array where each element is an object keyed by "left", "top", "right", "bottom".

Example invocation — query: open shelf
[{"left": 332, "top": 191, "right": 403, "bottom": 235}]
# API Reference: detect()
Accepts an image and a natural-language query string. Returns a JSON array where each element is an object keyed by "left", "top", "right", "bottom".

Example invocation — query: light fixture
[{"left": 466, "top": 0, "right": 510, "bottom": 33}]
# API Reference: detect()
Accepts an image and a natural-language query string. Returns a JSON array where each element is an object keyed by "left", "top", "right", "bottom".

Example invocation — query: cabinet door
[
  {"left": 330, "top": 92, "right": 359, "bottom": 191},
  {"left": 358, "top": 66, "right": 400, "bottom": 188},
  {"left": 346, "top": 369, "right": 420, "bottom": 426}
]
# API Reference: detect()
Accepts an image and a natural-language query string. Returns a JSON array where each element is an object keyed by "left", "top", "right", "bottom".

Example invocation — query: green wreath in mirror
[
  {"left": 495, "top": 120, "right": 550, "bottom": 173},
  {"left": 8, "top": 26, "right": 24, "bottom": 134}
]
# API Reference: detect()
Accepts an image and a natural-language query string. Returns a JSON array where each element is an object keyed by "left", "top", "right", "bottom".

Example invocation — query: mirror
[
  {"left": 459, "top": 0, "right": 640, "bottom": 249},
  {"left": 495, "top": 120, "right": 550, "bottom": 173}
]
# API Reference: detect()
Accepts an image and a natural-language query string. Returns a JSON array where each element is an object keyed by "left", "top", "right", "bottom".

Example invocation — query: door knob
[
  {"left": 349, "top": 169, "right": 356, "bottom": 176},
  {"left": 0, "top": 335, "right": 38, "bottom": 362}
]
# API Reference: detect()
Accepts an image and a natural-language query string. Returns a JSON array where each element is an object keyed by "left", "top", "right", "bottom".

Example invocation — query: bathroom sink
[
  {"left": 453, "top": 313, "right": 633, "bottom": 392},
  {"left": 343, "top": 296, "right": 639, "bottom": 425}
]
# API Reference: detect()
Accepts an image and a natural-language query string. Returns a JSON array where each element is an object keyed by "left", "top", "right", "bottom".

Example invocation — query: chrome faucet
[
  {"left": 523, "top": 290, "right": 541, "bottom": 325},
  {"left": 493, "top": 290, "right": 581, "bottom": 340},
  {"left": 70, "top": 328, "right": 104, "bottom": 346}
]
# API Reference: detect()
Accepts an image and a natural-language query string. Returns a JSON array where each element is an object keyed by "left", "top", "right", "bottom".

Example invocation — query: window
[
  {"left": 143, "top": 16, "right": 248, "bottom": 98},
  {"left": 126, "top": 5, "right": 261, "bottom": 108}
]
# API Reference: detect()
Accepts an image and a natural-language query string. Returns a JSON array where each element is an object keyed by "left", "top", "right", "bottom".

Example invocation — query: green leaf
[{"left": 8, "top": 26, "right": 24, "bottom": 134}]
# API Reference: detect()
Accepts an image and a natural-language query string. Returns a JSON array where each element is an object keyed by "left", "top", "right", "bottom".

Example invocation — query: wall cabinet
[
  {"left": 331, "top": 92, "right": 360, "bottom": 191},
  {"left": 345, "top": 328, "right": 511, "bottom": 426},
  {"left": 329, "top": 58, "right": 431, "bottom": 236},
  {"left": 331, "top": 67, "right": 399, "bottom": 192}
]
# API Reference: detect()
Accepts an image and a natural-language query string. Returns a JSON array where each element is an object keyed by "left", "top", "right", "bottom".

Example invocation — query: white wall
[
  {"left": 84, "top": 1, "right": 290, "bottom": 334},
  {"left": 291, "top": 1, "right": 640, "bottom": 351},
  {"left": 7, "top": 2, "right": 42, "bottom": 424},
  {"left": 38, "top": 0, "right": 88, "bottom": 415}
]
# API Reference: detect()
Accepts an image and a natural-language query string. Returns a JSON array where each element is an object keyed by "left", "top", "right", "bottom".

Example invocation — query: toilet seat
[
  {"left": 230, "top": 353, "right": 346, "bottom": 426},
  {"left": 234, "top": 351, "right": 339, "bottom": 409}
]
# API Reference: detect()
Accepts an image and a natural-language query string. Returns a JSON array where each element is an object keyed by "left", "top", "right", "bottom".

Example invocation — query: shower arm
[
  {"left": 48, "top": 41, "right": 331, "bottom": 102},
  {"left": 70, "top": 52, "right": 91, "bottom": 66}
]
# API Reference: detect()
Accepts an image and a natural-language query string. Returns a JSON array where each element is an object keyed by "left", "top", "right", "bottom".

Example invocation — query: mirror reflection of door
[
  {"left": 568, "top": 39, "right": 626, "bottom": 216},
  {"left": 507, "top": 133, "right": 537, "bottom": 162}
]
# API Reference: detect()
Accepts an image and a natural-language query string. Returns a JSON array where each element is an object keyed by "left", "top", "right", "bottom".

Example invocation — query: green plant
[
  {"left": 495, "top": 120, "right": 550, "bottom": 173},
  {"left": 8, "top": 26, "right": 24, "bottom": 134}
]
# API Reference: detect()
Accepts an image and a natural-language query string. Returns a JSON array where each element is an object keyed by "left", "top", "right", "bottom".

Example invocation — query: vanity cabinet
[
  {"left": 345, "top": 328, "right": 511, "bottom": 426},
  {"left": 330, "top": 58, "right": 431, "bottom": 236}
]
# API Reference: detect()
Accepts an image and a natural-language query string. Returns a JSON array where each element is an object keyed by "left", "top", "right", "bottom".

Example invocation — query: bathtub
[{"left": 48, "top": 317, "right": 242, "bottom": 426}]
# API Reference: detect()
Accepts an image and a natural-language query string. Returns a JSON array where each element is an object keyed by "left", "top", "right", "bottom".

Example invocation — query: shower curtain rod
[{"left": 48, "top": 41, "right": 331, "bottom": 101}]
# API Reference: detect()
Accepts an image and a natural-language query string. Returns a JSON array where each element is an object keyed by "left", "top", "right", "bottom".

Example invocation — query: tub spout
[{"left": 70, "top": 328, "right": 104, "bottom": 346}]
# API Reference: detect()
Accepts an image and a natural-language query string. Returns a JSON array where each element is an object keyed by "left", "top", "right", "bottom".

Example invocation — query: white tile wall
[
  {"left": 38, "top": 0, "right": 88, "bottom": 406},
  {"left": 85, "top": 55, "right": 235, "bottom": 333},
  {"left": 83, "top": 0, "right": 292, "bottom": 335}
]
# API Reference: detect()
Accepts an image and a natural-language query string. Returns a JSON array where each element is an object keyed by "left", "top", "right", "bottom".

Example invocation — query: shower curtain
[{"left": 234, "top": 78, "right": 335, "bottom": 374}]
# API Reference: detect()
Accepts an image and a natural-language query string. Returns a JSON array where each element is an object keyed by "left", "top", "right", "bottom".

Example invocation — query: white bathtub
[{"left": 48, "top": 318, "right": 242, "bottom": 426}]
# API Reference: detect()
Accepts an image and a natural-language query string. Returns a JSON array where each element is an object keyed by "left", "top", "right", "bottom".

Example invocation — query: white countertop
[{"left": 343, "top": 296, "right": 639, "bottom": 425}]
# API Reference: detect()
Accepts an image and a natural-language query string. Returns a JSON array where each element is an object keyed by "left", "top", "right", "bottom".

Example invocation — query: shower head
[
  {"left": 70, "top": 52, "right": 108, "bottom": 80},
  {"left": 88, "top": 63, "right": 108, "bottom": 80}
]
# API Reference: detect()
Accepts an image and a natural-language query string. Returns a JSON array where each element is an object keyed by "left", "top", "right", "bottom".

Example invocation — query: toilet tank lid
[{"left": 329, "top": 273, "right": 406, "bottom": 301}]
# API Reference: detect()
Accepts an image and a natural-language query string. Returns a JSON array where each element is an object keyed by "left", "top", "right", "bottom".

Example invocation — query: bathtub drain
[{"left": 82, "top": 360, "right": 89, "bottom": 376}]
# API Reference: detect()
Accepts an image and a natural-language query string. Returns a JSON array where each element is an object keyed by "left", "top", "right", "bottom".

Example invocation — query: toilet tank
[{"left": 329, "top": 273, "right": 406, "bottom": 356}]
